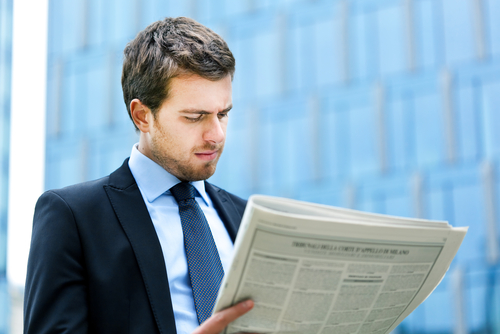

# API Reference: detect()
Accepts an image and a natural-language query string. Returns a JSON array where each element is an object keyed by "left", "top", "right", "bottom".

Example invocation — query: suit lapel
[
  {"left": 205, "top": 182, "right": 241, "bottom": 242},
  {"left": 104, "top": 160, "right": 177, "bottom": 334}
]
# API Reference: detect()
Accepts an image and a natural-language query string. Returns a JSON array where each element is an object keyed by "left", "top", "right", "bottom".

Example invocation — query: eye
[
  {"left": 218, "top": 112, "right": 229, "bottom": 119},
  {"left": 185, "top": 115, "right": 202, "bottom": 122}
]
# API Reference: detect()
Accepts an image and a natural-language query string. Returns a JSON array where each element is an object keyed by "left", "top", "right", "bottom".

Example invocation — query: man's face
[{"left": 146, "top": 74, "right": 232, "bottom": 181}]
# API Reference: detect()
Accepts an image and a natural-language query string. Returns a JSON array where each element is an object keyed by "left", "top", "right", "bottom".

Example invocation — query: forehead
[{"left": 164, "top": 74, "right": 232, "bottom": 111}]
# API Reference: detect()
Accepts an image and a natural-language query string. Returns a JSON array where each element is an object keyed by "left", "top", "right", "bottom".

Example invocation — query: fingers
[{"left": 192, "top": 300, "right": 254, "bottom": 334}]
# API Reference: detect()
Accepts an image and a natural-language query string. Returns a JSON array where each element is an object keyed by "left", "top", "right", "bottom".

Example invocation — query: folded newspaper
[{"left": 214, "top": 195, "right": 467, "bottom": 334}]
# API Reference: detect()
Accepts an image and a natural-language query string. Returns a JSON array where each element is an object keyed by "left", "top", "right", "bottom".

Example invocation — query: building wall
[
  {"left": 45, "top": 0, "right": 500, "bottom": 333},
  {"left": 0, "top": 0, "right": 13, "bottom": 332}
]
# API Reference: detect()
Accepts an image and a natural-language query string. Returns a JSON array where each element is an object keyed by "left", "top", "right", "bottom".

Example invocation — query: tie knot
[{"left": 170, "top": 182, "right": 198, "bottom": 203}]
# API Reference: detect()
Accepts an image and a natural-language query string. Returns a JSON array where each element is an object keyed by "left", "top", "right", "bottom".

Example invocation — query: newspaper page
[{"left": 214, "top": 195, "right": 467, "bottom": 334}]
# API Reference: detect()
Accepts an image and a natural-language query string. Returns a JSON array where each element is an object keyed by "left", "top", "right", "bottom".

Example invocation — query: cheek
[{"left": 221, "top": 121, "right": 229, "bottom": 134}]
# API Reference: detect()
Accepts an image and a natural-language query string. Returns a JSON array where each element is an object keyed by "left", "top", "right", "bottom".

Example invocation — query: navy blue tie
[{"left": 170, "top": 182, "right": 224, "bottom": 324}]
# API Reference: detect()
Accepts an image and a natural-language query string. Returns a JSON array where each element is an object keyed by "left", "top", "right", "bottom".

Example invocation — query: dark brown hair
[{"left": 121, "top": 17, "right": 235, "bottom": 129}]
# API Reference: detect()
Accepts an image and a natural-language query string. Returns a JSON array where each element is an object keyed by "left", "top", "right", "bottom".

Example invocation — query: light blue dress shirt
[{"left": 128, "top": 145, "right": 234, "bottom": 334}]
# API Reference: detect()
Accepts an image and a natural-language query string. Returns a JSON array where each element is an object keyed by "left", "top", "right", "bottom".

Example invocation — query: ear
[{"left": 130, "top": 99, "right": 152, "bottom": 133}]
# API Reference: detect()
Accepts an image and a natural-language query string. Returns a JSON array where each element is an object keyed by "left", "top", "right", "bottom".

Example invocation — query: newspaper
[{"left": 213, "top": 195, "right": 467, "bottom": 334}]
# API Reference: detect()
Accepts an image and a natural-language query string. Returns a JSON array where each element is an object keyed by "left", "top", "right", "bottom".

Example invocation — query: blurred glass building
[
  {"left": 39, "top": 0, "right": 500, "bottom": 333},
  {"left": 0, "top": 0, "right": 12, "bottom": 332}
]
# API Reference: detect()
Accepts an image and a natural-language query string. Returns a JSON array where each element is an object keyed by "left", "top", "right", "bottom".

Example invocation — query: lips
[{"left": 195, "top": 150, "right": 218, "bottom": 161}]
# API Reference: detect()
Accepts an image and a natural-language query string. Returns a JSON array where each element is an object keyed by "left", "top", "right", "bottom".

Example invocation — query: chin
[
  {"left": 180, "top": 166, "right": 217, "bottom": 182},
  {"left": 195, "top": 169, "right": 217, "bottom": 181}
]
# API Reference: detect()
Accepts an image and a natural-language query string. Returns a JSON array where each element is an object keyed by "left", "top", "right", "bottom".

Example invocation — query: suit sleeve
[{"left": 24, "top": 191, "right": 88, "bottom": 334}]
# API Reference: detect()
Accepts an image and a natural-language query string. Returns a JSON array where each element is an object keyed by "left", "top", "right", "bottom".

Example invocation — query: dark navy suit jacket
[{"left": 24, "top": 159, "right": 246, "bottom": 334}]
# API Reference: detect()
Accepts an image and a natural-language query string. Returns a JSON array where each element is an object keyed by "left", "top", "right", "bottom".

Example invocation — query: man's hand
[{"left": 192, "top": 300, "right": 254, "bottom": 334}]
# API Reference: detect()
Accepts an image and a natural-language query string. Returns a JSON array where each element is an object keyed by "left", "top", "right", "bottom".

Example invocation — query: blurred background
[{"left": 1, "top": 0, "right": 500, "bottom": 333}]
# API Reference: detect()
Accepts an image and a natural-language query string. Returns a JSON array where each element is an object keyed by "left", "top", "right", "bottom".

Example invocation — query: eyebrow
[{"left": 179, "top": 105, "right": 233, "bottom": 114}]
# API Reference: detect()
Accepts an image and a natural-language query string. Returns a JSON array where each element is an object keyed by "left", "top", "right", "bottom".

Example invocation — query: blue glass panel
[
  {"left": 166, "top": 0, "right": 192, "bottom": 17},
  {"left": 195, "top": 0, "right": 212, "bottom": 23},
  {"left": 49, "top": 0, "right": 67, "bottom": 55},
  {"left": 87, "top": 0, "right": 105, "bottom": 46},
  {"left": 467, "top": 273, "right": 488, "bottom": 331},
  {"left": 350, "top": 11, "right": 370, "bottom": 82},
  {"left": 297, "top": 23, "right": 315, "bottom": 91},
  {"left": 281, "top": 0, "right": 298, "bottom": 7},
  {"left": 289, "top": 115, "right": 315, "bottom": 183},
  {"left": 272, "top": 117, "right": 295, "bottom": 188},
  {"left": 45, "top": 66, "right": 59, "bottom": 137},
  {"left": 225, "top": 0, "right": 248, "bottom": 17},
  {"left": 414, "top": 0, "right": 439, "bottom": 69},
  {"left": 413, "top": 92, "right": 444, "bottom": 166},
  {"left": 399, "top": 302, "right": 426, "bottom": 333},
  {"left": 254, "top": 31, "right": 280, "bottom": 99},
  {"left": 377, "top": 5, "right": 406, "bottom": 75},
  {"left": 0, "top": 176, "right": 6, "bottom": 219},
  {"left": 456, "top": 84, "right": 481, "bottom": 161},
  {"left": 0, "top": 232, "right": 5, "bottom": 274},
  {"left": 387, "top": 96, "right": 412, "bottom": 171},
  {"left": 47, "top": 0, "right": 59, "bottom": 55},
  {"left": 44, "top": 152, "right": 61, "bottom": 190},
  {"left": 139, "top": 1, "right": 155, "bottom": 29},
  {"left": 332, "top": 106, "right": 350, "bottom": 176},
  {"left": 257, "top": 117, "right": 275, "bottom": 191},
  {"left": 442, "top": 0, "right": 475, "bottom": 65},
  {"left": 426, "top": 187, "right": 446, "bottom": 221},
  {"left": 485, "top": 0, "right": 500, "bottom": 57},
  {"left": 314, "top": 18, "right": 342, "bottom": 87},
  {"left": 420, "top": 278, "right": 454, "bottom": 331},
  {"left": 359, "top": 190, "right": 386, "bottom": 214},
  {"left": 206, "top": 0, "right": 225, "bottom": 22},
  {"left": 320, "top": 108, "right": 341, "bottom": 179},
  {"left": 349, "top": 102, "right": 378, "bottom": 177},
  {"left": 0, "top": 278, "right": 9, "bottom": 333},
  {"left": 61, "top": 67, "right": 80, "bottom": 136},
  {"left": 481, "top": 80, "right": 500, "bottom": 158},
  {"left": 112, "top": 0, "right": 140, "bottom": 42},
  {"left": 61, "top": 0, "right": 85, "bottom": 53},
  {"left": 86, "top": 142, "right": 99, "bottom": 181},
  {"left": 357, "top": 198, "right": 377, "bottom": 214},
  {"left": 492, "top": 269, "right": 500, "bottom": 331},
  {"left": 252, "top": 0, "right": 273, "bottom": 12},
  {"left": 152, "top": 0, "right": 169, "bottom": 18},
  {"left": 59, "top": 154, "right": 84, "bottom": 188},
  {"left": 86, "top": 65, "right": 107, "bottom": 131},
  {"left": 111, "top": 52, "right": 130, "bottom": 126},
  {"left": 288, "top": 24, "right": 302, "bottom": 93},
  {"left": 94, "top": 138, "right": 135, "bottom": 179},
  {"left": 452, "top": 183, "right": 485, "bottom": 263},
  {"left": 233, "top": 36, "right": 255, "bottom": 101},
  {"left": 0, "top": 7, "right": 11, "bottom": 266},
  {"left": 74, "top": 71, "right": 88, "bottom": 135},
  {"left": 141, "top": 0, "right": 169, "bottom": 27},
  {"left": 385, "top": 193, "right": 411, "bottom": 218}
]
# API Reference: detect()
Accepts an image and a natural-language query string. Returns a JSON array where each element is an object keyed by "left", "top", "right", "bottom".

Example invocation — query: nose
[{"left": 203, "top": 115, "right": 225, "bottom": 144}]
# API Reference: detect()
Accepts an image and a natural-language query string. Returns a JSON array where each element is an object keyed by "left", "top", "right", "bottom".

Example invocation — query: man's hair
[{"left": 121, "top": 17, "right": 235, "bottom": 129}]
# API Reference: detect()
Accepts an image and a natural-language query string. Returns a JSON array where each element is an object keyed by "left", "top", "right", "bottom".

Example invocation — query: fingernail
[{"left": 243, "top": 300, "right": 253, "bottom": 309}]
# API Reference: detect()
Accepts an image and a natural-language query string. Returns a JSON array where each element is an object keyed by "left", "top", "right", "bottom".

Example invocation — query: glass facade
[
  {"left": 0, "top": 0, "right": 12, "bottom": 332},
  {"left": 44, "top": 0, "right": 500, "bottom": 333}
]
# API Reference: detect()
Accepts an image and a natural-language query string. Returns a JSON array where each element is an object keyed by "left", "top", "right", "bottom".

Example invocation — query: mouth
[{"left": 195, "top": 150, "right": 218, "bottom": 161}]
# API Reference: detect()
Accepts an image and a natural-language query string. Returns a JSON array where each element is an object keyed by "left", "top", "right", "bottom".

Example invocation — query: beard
[{"left": 150, "top": 124, "right": 224, "bottom": 182}]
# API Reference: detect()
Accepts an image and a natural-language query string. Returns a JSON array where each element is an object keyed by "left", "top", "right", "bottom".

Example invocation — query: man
[{"left": 24, "top": 17, "right": 253, "bottom": 334}]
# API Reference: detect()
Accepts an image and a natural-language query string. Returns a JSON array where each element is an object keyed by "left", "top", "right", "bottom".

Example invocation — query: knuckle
[
  {"left": 213, "top": 312, "right": 227, "bottom": 325},
  {"left": 192, "top": 327, "right": 207, "bottom": 334}
]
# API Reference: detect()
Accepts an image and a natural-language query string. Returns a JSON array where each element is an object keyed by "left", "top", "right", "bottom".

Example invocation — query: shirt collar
[{"left": 128, "top": 144, "right": 209, "bottom": 205}]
